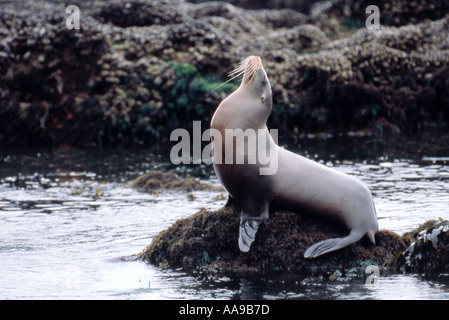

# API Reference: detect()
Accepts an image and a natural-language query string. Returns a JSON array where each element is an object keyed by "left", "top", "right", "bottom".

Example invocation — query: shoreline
[{"left": 1, "top": 0, "right": 448, "bottom": 148}]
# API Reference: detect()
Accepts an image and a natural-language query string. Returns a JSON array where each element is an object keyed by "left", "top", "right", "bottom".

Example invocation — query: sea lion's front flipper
[
  {"left": 238, "top": 211, "right": 267, "bottom": 252},
  {"left": 304, "top": 231, "right": 363, "bottom": 258}
]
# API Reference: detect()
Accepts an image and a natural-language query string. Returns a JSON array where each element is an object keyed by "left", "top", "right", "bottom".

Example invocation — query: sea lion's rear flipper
[{"left": 304, "top": 231, "right": 363, "bottom": 258}]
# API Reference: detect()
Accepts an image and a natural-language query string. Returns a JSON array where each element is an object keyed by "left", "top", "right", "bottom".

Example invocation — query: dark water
[{"left": 1, "top": 134, "right": 449, "bottom": 299}]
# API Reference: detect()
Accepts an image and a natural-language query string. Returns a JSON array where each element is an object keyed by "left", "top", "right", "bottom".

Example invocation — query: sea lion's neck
[{"left": 236, "top": 85, "right": 272, "bottom": 126}]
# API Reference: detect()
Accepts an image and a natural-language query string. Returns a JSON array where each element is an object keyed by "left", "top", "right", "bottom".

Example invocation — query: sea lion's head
[{"left": 227, "top": 56, "right": 272, "bottom": 104}]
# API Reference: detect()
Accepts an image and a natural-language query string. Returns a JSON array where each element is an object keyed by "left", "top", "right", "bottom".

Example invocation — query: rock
[
  {"left": 1, "top": 0, "right": 449, "bottom": 148},
  {"left": 163, "top": 19, "right": 234, "bottom": 72},
  {"left": 131, "top": 170, "right": 223, "bottom": 192},
  {"left": 140, "top": 203, "right": 425, "bottom": 277},
  {"left": 326, "top": 0, "right": 449, "bottom": 28},
  {"left": 397, "top": 220, "right": 449, "bottom": 276},
  {"left": 93, "top": 0, "right": 185, "bottom": 27},
  {"left": 271, "top": 18, "right": 449, "bottom": 137},
  {"left": 188, "top": 0, "right": 323, "bottom": 14},
  {"left": 0, "top": 4, "right": 107, "bottom": 147}
]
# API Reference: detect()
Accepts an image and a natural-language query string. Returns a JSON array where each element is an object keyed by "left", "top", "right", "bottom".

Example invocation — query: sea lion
[{"left": 210, "top": 56, "right": 379, "bottom": 258}]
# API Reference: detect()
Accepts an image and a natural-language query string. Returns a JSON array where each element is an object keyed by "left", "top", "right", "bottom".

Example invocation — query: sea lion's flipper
[
  {"left": 238, "top": 198, "right": 269, "bottom": 252},
  {"left": 238, "top": 218, "right": 261, "bottom": 252},
  {"left": 238, "top": 211, "right": 268, "bottom": 252},
  {"left": 304, "top": 231, "right": 363, "bottom": 258}
]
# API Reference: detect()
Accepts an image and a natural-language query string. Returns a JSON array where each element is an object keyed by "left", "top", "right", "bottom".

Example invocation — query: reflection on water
[{"left": 1, "top": 134, "right": 449, "bottom": 299}]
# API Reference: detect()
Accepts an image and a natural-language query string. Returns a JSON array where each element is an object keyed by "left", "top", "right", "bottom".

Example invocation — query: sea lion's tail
[{"left": 304, "top": 230, "right": 364, "bottom": 258}]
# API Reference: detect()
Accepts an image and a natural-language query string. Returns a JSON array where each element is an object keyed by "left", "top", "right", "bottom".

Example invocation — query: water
[{"left": 1, "top": 135, "right": 449, "bottom": 300}]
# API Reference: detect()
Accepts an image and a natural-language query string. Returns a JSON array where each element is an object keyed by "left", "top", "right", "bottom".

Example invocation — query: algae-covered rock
[
  {"left": 140, "top": 206, "right": 240, "bottom": 272},
  {"left": 1, "top": 0, "right": 449, "bottom": 148},
  {"left": 397, "top": 220, "right": 449, "bottom": 276},
  {"left": 131, "top": 170, "right": 223, "bottom": 192},
  {"left": 93, "top": 0, "right": 185, "bottom": 27},
  {"left": 327, "top": 0, "right": 449, "bottom": 28},
  {"left": 140, "top": 203, "right": 415, "bottom": 277}
]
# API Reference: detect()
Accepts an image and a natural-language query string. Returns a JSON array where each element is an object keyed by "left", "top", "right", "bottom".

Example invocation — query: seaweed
[
  {"left": 140, "top": 204, "right": 446, "bottom": 278},
  {"left": 131, "top": 170, "right": 223, "bottom": 193}
]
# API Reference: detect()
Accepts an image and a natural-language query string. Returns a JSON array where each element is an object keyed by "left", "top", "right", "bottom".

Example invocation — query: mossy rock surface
[
  {"left": 140, "top": 204, "right": 446, "bottom": 277},
  {"left": 2, "top": 0, "right": 449, "bottom": 148},
  {"left": 141, "top": 206, "right": 240, "bottom": 272},
  {"left": 131, "top": 170, "right": 223, "bottom": 192},
  {"left": 397, "top": 220, "right": 449, "bottom": 276}
]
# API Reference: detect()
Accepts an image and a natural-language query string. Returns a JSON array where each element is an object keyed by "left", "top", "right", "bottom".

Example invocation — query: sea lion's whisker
[
  {"left": 214, "top": 56, "right": 260, "bottom": 90},
  {"left": 214, "top": 71, "right": 244, "bottom": 90}
]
